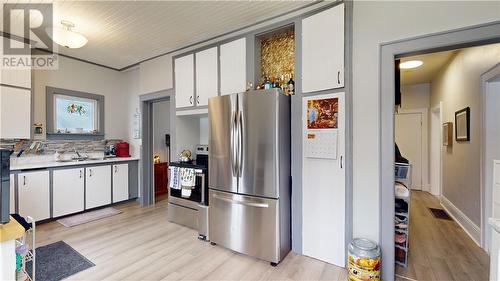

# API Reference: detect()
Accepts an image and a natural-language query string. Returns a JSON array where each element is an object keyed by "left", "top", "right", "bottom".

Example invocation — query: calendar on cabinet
[{"left": 305, "top": 129, "right": 338, "bottom": 159}]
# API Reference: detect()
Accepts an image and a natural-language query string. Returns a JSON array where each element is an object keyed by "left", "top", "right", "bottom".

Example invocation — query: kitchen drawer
[{"left": 209, "top": 189, "right": 279, "bottom": 263}]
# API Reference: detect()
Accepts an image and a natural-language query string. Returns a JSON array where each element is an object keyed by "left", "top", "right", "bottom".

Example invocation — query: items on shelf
[
  {"left": 256, "top": 73, "right": 295, "bottom": 95},
  {"left": 394, "top": 162, "right": 411, "bottom": 268}
]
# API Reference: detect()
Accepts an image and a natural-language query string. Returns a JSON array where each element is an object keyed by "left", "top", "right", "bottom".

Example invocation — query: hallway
[{"left": 396, "top": 191, "right": 489, "bottom": 281}]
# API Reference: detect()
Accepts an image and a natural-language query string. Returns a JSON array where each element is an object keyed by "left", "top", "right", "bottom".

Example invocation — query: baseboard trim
[{"left": 440, "top": 196, "right": 481, "bottom": 246}]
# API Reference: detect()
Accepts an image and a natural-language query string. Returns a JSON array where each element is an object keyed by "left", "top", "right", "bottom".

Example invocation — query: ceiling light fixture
[
  {"left": 399, "top": 60, "right": 423, "bottom": 69},
  {"left": 47, "top": 20, "right": 88, "bottom": 49}
]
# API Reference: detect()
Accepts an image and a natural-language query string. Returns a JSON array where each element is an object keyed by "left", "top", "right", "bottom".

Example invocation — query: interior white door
[
  {"left": 85, "top": 165, "right": 111, "bottom": 209},
  {"left": 195, "top": 47, "right": 218, "bottom": 106},
  {"left": 395, "top": 112, "right": 423, "bottom": 190},
  {"left": 18, "top": 171, "right": 50, "bottom": 221},
  {"left": 53, "top": 168, "right": 85, "bottom": 217},
  {"left": 0, "top": 86, "right": 31, "bottom": 139},
  {"left": 112, "top": 164, "right": 129, "bottom": 203},
  {"left": 220, "top": 38, "right": 246, "bottom": 96},
  {"left": 174, "top": 54, "right": 195, "bottom": 108},
  {"left": 302, "top": 92, "right": 345, "bottom": 267},
  {"left": 302, "top": 4, "right": 344, "bottom": 93}
]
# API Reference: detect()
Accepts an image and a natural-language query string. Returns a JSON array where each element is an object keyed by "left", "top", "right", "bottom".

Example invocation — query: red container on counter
[{"left": 116, "top": 141, "right": 130, "bottom": 157}]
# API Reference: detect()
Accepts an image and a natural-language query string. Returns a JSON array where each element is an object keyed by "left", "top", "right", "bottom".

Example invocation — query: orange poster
[{"left": 307, "top": 98, "right": 338, "bottom": 129}]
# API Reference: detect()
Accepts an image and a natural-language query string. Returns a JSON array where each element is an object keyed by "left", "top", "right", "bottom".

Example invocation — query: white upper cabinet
[
  {"left": 175, "top": 54, "right": 195, "bottom": 108},
  {"left": 302, "top": 4, "right": 344, "bottom": 93},
  {"left": 0, "top": 86, "right": 31, "bottom": 139},
  {"left": 220, "top": 38, "right": 247, "bottom": 96},
  {"left": 195, "top": 47, "right": 219, "bottom": 106},
  {"left": 0, "top": 38, "right": 31, "bottom": 89}
]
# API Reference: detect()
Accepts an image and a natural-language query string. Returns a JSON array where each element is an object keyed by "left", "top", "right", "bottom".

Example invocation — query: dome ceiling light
[
  {"left": 47, "top": 20, "right": 88, "bottom": 49},
  {"left": 399, "top": 60, "right": 423, "bottom": 69}
]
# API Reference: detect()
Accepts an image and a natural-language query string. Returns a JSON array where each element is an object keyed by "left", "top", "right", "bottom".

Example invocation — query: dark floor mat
[
  {"left": 429, "top": 208, "right": 452, "bottom": 220},
  {"left": 26, "top": 241, "right": 94, "bottom": 281}
]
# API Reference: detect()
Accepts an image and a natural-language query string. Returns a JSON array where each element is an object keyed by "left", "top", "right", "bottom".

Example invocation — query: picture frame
[
  {"left": 455, "top": 107, "right": 470, "bottom": 141},
  {"left": 443, "top": 122, "right": 453, "bottom": 146}
]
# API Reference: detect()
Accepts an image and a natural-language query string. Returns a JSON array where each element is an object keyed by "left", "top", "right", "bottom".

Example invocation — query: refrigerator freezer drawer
[{"left": 209, "top": 189, "right": 280, "bottom": 263}]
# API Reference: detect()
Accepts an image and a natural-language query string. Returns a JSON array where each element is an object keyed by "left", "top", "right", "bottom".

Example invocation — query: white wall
[
  {"left": 139, "top": 55, "right": 173, "bottom": 94},
  {"left": 152, "top": 100, "right": 171, "bottom": 162},
  {"left": 175, "top": 115, "right": 200, "bottom": 158},
  {"left": 401, "top": 83, "right": 430, "bottom": 110},
  {"left": 352, "top": 1, "right": 500, "bottom": 242},
  {"left": 199, "top": 116, "right": 208, "bottom": 145},
  {"left": 431, "top": 44, "right": 500, "bottom": 228},
  {"left": 33, "top": 56, "right": 131, "bottom": 140}
]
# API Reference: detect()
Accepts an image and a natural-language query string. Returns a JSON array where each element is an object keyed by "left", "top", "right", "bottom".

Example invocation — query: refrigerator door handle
[
  {"left": 212, "top": 194, "right": 269, "bottom": 208},
  {"left": 237, "top": 110, "right": 243, "bottom": 176},
  {"left": 230, "top": 111, "right": 238, "bottom": 176}
]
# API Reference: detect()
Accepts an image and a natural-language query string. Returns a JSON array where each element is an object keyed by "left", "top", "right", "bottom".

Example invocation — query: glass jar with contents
[{"left": 348, "top": 238, "right": 381, "bottom": 281}]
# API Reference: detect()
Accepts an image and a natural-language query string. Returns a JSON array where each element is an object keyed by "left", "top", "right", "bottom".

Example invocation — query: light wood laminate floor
[
  {"left": 36, "top": 197, "right": 348, "bottom": 280},
  {"left": 396, "top": 191, "right": 489, "bottom": 281}
]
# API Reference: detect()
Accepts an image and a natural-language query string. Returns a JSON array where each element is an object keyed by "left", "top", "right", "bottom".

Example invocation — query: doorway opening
[
  {"left": 379, "top": 22, "right": 500, "bottom": 281},
  {"left": 152, "top": 100, "right": 171, "bottom": 202},
  {"left": 393, "top": 43, "right": 500, "bottom": 280},
  {"left": 139, "top": 90, "right": 175, "bottom": 207}
]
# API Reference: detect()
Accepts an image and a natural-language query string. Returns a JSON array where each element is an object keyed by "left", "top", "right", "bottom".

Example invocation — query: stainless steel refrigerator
[{"left": 208, "top": 89, "right": 291, "bottom": 265}]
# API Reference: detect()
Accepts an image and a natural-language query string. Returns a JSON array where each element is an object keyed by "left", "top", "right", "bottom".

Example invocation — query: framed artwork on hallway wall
[
  {"left": 443, "top": 122, "right": 453, "bottom": 146},
  {"left": 455, "top": 107, "right": 470, "bottom": 141}
]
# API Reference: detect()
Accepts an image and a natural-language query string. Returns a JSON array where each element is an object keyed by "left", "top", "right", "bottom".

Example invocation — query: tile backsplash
[{"left": 0, "top": 139, "right": 123, "bottom": 155}]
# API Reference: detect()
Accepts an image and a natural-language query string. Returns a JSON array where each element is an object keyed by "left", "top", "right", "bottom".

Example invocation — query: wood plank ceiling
[{"left": 3, "top": 0, "right": 315, "bottom": 69}]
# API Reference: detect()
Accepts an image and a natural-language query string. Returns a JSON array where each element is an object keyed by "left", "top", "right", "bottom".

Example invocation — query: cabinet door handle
[
  {"left": 197, "top": 96, "right": 200, "bottom": 104},
  {"left": 23, "top": 176, "right": 26, "bottom": 186},
  {"left": 190, "top": 96, "right": 193, "bottom": 104},
  {"left": 114, "top": 166, "right": 118, "bottom": 173},
  {"left": 340, "top": 155, "right": 343, "bottom": 169},
  {"left": 337, "top": 71, "right": 341, "bottom": 85},
  {"left": 89, "top": 169, "right": 92, "bottom": 177},
  {"left": 80, "top": 170, "right": 82, "bottom": 178}
]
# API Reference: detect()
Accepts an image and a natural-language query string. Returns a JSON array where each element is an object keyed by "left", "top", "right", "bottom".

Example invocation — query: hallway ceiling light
[
  {"left": 400, "top": 60, "right": 423, "bottom": 69},
  {"left": 47, "top": 20, "right": 88, "bottom": 49}
]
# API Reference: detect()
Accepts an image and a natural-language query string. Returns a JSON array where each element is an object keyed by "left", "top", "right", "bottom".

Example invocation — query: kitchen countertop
[
  {"left": 0, "top": 217, "right": 25, "bottom": 242},
  {"left": 10, "top": 156, "right": 139, "bottom": 171}
]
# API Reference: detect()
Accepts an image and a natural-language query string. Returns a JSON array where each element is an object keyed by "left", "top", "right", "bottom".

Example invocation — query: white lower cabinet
[
  {"left": 18, "top": 171, "right": 50, "bottom": 221},
  {"left": 85, "top": 165, "right": 111, "bottom": 209},
  {"left": 112, "top": 164, "right": 129, "bottom": 203},
  {"left": 53, "top": 168, "right": 85, "bottom": 217}
]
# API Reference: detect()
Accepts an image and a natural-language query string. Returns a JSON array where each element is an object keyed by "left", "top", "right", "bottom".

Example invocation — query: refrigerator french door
[{"left": 208, "top": 89, "right": 291, "bottom": 264}]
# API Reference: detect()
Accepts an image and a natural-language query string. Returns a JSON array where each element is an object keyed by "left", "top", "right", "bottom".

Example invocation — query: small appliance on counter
[
  {"left": 178, "top": 149, "right": 192, "bottom": 163},
  {"left": 1, "top": 149, "right": 12, "bottom": 224},
  {"left": 104, "top": 143, "right": 116, "bottom": 157},
  {"left": 115, "top": 141, "right": 130, "bottom": 157}
]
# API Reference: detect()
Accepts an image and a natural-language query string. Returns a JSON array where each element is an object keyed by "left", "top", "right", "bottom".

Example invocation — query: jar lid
[{"left": 352, "top": 238, "right": 377, "bottom": 251}]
